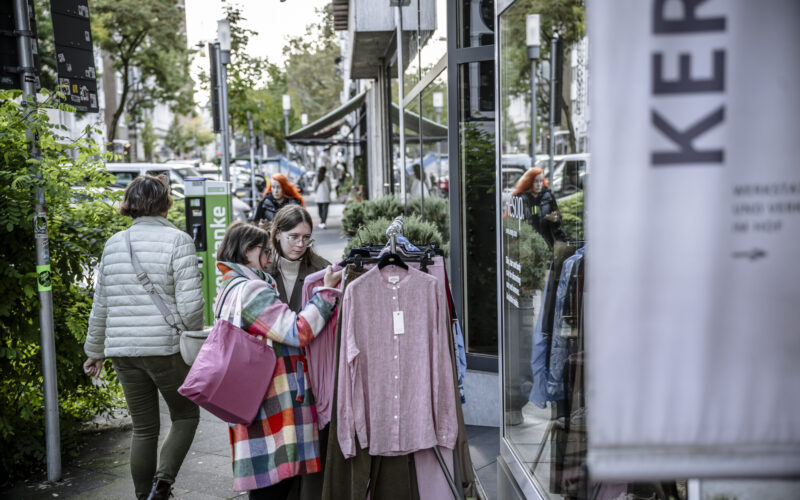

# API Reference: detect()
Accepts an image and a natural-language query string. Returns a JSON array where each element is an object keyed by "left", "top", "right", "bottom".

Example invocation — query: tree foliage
[
  {"left": 283, "top": 4, "right": 342, "bottom": 123},
  {"left": 91, "top": 0, "right": 194, "bottom": 142},
  {"left": 500, "top": 0, "right": 585, "bottom": 151},
  {"left": 0, "top": 90, "right": 126, "bottom": 482},
  {"left": 164, "top": 116, "right": 215, "bottom": 160}
]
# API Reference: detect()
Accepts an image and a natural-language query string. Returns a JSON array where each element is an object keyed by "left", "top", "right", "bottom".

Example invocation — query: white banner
[{"left": 586, "top": 0, "right": 800, "bottom": 480}]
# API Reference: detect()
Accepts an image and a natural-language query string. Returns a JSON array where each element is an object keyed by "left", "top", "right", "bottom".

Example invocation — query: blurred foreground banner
[{"left": 586, "top": 0, "right": 800, "bottom": 480}]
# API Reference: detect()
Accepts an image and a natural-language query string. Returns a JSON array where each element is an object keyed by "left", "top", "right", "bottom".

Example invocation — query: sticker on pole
[{"left": 37, "top": 265, "right": 52, "bottom": 291}]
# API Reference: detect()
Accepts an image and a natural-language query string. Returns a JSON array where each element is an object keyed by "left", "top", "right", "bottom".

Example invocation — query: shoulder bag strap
[
  {"left": 125, "top": 230, "right": 181, "bottom": 333},
  {"left": 214, "top": 277, "right": 248, "bottom": 320}
]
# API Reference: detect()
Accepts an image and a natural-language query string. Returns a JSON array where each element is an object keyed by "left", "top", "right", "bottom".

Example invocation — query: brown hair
[
  {"left": 269, "top": 204, "right": 318, "bottom": 266},
  {"left": 119, "top": 174, "right": 173, "bottom": 218},
  {"left": 217, "top": 221, "right": 270, "bottom": 265},
  {"left": 316, "top": 166, "right": 327, "bottom": 185}
]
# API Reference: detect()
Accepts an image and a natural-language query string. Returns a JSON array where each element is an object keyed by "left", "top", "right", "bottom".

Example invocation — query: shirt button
[
  {"left": 394, "top": 375, "right": 399, "bottom": 379},
  {"left": 394, "top": 395, "right": 398, "bottom": 399},
  {"left": 392, "top": 296, "right": 396, "bottom": 300},
  {"left": 394, "top": 415, "right": 398, "bottom": 419},
  {"left": 393, "top": 355, "right": 398, "bottom": 359}
]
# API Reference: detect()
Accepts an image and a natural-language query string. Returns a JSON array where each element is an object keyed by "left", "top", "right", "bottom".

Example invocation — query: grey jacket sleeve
[
  {"left": 84, "top": 257, "right": 108, "bottom": 359},
  {"left": 172, "top": 232, "right": 205, "bottom": 331}
]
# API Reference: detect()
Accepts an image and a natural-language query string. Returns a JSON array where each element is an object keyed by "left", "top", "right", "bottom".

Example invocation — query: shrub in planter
[
  {"left": 559, "top": 192, "right": 584, "bottom": 242},
  {"left": 343, "top": 215, "right": 445, "bottom": 258}
]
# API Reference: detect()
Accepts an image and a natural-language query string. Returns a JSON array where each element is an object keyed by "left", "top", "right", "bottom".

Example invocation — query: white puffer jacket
[{"left": 84, "top": 216, "right": 204, "bottom": 359}]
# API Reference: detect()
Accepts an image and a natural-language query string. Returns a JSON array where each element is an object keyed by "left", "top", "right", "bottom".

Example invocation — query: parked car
[{"left": 549, "top": 153, "right": 589, "bottom": 200}]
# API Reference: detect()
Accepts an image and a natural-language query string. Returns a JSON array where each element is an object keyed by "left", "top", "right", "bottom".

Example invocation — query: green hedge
[
  {"left": 341, "top": 195, "right": 450, "bottom": 243},
  {"left": 343, "top": 215, "right": 445, "bottom": 258},
  {"left": 559, "top": 192, "right": 584, "bottom": 242},
  {"left": 0, "top": 90, "right": 125, "bottom": 483}
]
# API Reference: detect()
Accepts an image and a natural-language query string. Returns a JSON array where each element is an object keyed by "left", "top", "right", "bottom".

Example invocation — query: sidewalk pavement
[{"left": 1, "top": 200, "right": 350, "bottom": 500}]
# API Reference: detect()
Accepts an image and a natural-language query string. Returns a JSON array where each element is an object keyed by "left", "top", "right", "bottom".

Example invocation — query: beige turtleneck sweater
[{"left": 278, "top": 256, "right": 302, "bottom": 300}]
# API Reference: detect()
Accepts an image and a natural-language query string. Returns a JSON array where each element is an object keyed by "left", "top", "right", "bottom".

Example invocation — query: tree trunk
[
  {"left": 561, "top": 96, "right": 577, "bottom": 153},
  {"left": 109, "top": 65, "right": 130, "bottom": 144}
]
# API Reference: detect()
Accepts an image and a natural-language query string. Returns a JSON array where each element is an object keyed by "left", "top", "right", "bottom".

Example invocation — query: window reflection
[
  {"left": 458, "top": 62, "right": 497, "bottom": 355},
  {"left": 498, "top": 1, "right": 684, "bottom": 498},
  {"left": 458, "top": 0, "right": 495, "bottom": 48}
]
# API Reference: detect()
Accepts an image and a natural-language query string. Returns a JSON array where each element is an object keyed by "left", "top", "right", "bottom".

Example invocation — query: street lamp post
[
  {"left": 391, "top": 0, "right": 410, "bottom": 212},
  {"left": 433, "top": 91, "right": 444, "bottom": 192},
  {"left": 526, "top": 15, "right": 540, "bottom": 167},
  {"left": 217, "top": 19, "right": 232, "bottom": 183},
  {"left": 282, "top": 94, "right": 291, "bottom": 175},
  {"left": 548, "top": 32, "right": 559, "bottom": 187},
  {"left": 300, "top": 113, "right": 308, "bottom": 170}
]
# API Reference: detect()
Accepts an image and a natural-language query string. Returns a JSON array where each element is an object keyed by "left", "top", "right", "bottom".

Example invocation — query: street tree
[
  {"left": 91, "top": 0, "right": 194, "bottom": 142},
  {"left": 500, "top": 0, "right": 585, "bottom": 152},
  {"left": 283, "top": 4, "right": 342, "bottom": 122}
]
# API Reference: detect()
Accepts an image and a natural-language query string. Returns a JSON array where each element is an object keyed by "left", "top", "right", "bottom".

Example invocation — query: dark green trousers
[{"left": 112, "top": 353, "right": 199, "bottom": 500}]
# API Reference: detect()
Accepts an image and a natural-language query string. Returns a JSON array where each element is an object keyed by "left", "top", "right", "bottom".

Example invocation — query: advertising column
[{"left": 587, "top": 0, "right": 800, "bottom": 480}]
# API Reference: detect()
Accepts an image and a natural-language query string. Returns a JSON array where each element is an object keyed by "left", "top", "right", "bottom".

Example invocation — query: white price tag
[
  {"left": 388, "top": 275, "right": 400, "bottom": 284},
  {"left": 393, "top": 311, "right": 405, "bottom": 335}
]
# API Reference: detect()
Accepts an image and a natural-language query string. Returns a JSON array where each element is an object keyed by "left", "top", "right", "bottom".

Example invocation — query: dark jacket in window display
[
  {"left": 254, "top": 193, "right": 301, "bottom": 222},
  {"left": 523, "top": 187, "right": 569, "bottom": 248}
]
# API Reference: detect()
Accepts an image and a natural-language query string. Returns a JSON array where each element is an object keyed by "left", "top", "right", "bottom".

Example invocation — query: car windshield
[
  {"left": 172, "top": 166, "right": 201, "bottom": 178},
  {"left": 110, "top": 172, "right": 137, "bottom": 187}
]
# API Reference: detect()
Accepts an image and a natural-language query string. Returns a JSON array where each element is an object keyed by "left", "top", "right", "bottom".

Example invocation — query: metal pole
[
  {"left": 394, "top": 5, "right": 407, "bottom": 213},
  {"left": 14, "top": 0, "right": 61, "bottom": 482},
  {"left": 218, "top": 56, "right": 231, "bottom": 183},
  {"left": 283, "top": 112, "right": 289, "bottom": 175},
  {"left": 531, "top": 59, "right": 538, "bottom": 166},
  {"left": 548, "top": 33, "right": 558, "bottom": 187},
  {"left": 435, "top": 110, "right": 441, "bottom": 197},
  {"left": 248, "top": 112, "right": 257, "bottom": 214}
]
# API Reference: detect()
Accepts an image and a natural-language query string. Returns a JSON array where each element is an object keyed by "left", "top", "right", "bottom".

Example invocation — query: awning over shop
[
  {"left": 390, "top": 103, "right": 447, "bottom": 139},
  {"left": 286, "top": 91, "right": 367, "bottom": 145}
]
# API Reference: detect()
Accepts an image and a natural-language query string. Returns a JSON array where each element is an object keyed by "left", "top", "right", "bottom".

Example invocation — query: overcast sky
[{"left": 184, "top": 0, "right": 330, "bottom": 102}]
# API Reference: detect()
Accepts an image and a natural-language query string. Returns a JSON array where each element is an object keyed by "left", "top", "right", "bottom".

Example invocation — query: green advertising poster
[
  {"left": 184, "top": 179, "right": 231, "bottom": 325},
  {"left": 203, "top": 181, "right": 231, "bottom": 325}
]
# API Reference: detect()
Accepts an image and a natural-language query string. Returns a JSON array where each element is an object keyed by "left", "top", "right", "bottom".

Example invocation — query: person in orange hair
[
  {"left": 512, "top": 167, "right": 567, "bottom": 248},
  {"left": 253, "top": 173, "right": 305, "bottom": 224}
]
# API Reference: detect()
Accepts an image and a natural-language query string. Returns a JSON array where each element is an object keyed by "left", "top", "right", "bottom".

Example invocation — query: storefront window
[
  {"left": 420, "top": 0, "right": 448, "bottom": 70},
  {"left": 498, "top": 2, "right": 685, "bottom": 497},
  {"left": 457, "top": 0, "right": 495, "bottom": 48},
  {"left": 457, "top": 61, "right": 496, "bottom": 355}
]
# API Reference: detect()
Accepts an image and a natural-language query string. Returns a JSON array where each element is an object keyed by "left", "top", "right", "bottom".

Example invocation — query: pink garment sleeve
[
  {"left": 336, "top": 285, "right": 360, "bottom": 458},
  {"left": 432, "top": 282, "right": 458, "bottom": 449},
  {"left": 302, "top": 271, "right": 340, "bottom": 429}
]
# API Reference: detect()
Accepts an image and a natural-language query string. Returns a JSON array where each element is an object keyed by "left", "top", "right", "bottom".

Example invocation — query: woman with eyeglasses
[
  {"left": 264, "top": 204, "right": 332, "bottom": 499},
  {"left": 213, "top": 219, "right": 342, "bottom": 499}
]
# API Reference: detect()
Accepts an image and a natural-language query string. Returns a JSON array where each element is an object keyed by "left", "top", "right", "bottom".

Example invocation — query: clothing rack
[{"left": 384, "top": 215, "right": 462, "bottom": 500}]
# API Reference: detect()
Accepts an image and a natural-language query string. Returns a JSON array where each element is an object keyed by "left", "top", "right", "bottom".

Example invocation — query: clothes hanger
[{"left": 377, "top": 252, "right": 408, "bottom": 270}]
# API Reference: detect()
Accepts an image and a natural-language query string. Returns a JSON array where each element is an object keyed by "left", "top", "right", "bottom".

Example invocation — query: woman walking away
[
  {"left": 312, "top": 166, "right": 332, "bottom": 229},
  {"left": 253, "top": 173, "right": 304, "bottom": 224},
  {"left": 214, "top": 221, "right": 342, "bottom": 499},
  {"left": 83, "top": 175, "right": 204, "bottom": 500}
]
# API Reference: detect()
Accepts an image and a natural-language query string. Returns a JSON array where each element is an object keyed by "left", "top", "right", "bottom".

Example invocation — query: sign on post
[
  {"left": 0, "top": 0, "right": 40, "bottom": 90},
  {"left": 50, "top": 0, "right": 97, "bottom": 112}
]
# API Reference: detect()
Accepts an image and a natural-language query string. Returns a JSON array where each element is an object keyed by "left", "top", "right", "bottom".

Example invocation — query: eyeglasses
[{"left": 285, "top": 234, "right": 314, "bottom": 246}]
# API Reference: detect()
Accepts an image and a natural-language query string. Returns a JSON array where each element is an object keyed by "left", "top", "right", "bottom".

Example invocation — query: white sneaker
[{"left": 319, "top": 223, "right": 326, "bottom": 229}]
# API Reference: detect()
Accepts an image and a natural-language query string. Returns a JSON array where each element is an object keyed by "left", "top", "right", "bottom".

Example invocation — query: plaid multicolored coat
[{"left": 215, "top": 262, "right": 338, "bottom": 491}]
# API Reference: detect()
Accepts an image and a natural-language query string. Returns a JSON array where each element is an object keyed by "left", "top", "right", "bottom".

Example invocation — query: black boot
[{"left": 146, "top": 478, "right": 173, "bottom": 500}]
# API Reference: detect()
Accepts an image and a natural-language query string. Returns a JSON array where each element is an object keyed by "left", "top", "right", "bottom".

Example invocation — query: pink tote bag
[{"left": 178, "top": 279, "right": 277, "bottom": 425}]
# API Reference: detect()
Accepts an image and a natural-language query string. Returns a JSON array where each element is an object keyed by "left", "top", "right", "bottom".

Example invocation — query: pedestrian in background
[
  {"left": 213, "top": 220, "right": 341, "bottom": 500},
  {"left": 512, "top": 166, "right": 568, "bottom": 248},
  {"left": 83, "top": 175, "right": 204, "bottom": 500},
  {"left": 312, "top": 166, "right": 332, "bottom": 229},
  {"left": 254, "top": 173, "right": 304, "bottom": 224}
]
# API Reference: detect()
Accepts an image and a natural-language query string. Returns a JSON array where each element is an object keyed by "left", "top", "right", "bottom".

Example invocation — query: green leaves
[{"left": 0, "top": 89, "right": 125, "bottom": 481}]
